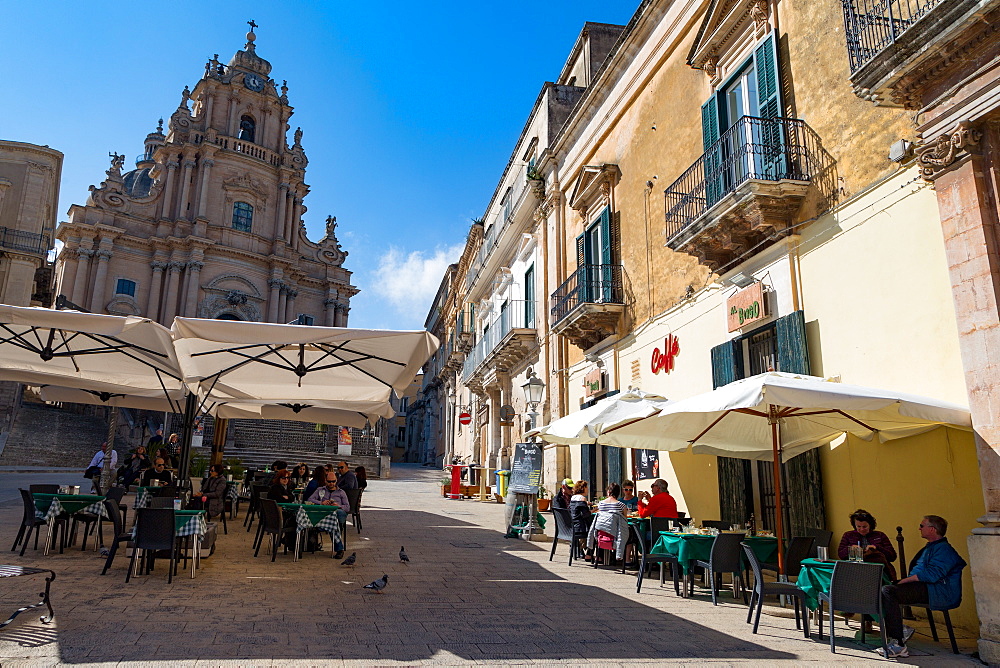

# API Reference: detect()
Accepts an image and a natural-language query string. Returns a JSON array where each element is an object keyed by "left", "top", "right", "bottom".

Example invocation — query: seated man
[
  {"left": 637, "top": 479, "right": 678, "bottom": 518},
  {"left": 306, "top": 475, "right": 348, "bottom": 558},
  {"left": 878, "top": 515, "right": 967, "bottom": 658},
  {"left": 334, "top": 461, "right": 358, "bottom": 490},
  {"left": 140, "top": 458, "right": 175, "bottom": 487}
]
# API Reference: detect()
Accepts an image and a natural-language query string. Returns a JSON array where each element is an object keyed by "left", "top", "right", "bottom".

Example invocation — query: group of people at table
[{"left": 552, "top": 478, "right": 966, "bottom": 659}]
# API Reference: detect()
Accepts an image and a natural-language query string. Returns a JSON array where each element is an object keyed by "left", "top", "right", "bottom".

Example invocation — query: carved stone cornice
[
  {"left": 150, "top": 261, "right": 168, "bottom": 271},
  {"left": 917, "top": 121, "right": 982, "bottom": 181},
  {"left": 187, "top": 261, "right": 205, "bottom": 272}
]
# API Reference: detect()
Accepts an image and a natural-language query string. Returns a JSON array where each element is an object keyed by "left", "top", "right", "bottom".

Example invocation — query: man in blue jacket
[{"left": 878, "top": 515, "right": 966, "bottom": 658}]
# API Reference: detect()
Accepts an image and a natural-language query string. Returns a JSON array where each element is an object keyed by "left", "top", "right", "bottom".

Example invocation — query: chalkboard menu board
[{"left": 509, "top": 442, "right": 542, "bottom": 494}]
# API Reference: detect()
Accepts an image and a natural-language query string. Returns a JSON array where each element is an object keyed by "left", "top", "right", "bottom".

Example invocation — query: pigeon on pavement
[
  {"left": 399, "top": 546, "right": 409, "bottom": 563},
  {"left": 363, "top": 574, "right": 388, "bottom": 593},
  {"left": 341, "top": 552, "right": 356, "bottom": 567}
]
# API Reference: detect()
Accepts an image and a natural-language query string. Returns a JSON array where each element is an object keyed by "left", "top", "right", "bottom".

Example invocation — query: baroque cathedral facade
[{"left": 55, "top": 26, "right": 357, "bottom": 326}]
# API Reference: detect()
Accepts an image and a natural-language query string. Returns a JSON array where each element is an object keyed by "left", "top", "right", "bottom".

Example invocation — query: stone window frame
[
  {"left": 114, "top": 277, "right": 137, "bottom": 297},
  {"left": 232, "top": 201, "right": 254, "bottom": 232}
]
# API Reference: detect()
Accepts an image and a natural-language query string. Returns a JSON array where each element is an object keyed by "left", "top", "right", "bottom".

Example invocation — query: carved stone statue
[
  {"left": 293, "top": 127, "right": 303, "bottom": 146},
  {"left": 325, "top": 215, "right": 337, "bottom": 237},
  {"left": 108, "top": 152, "right": 125, "bottom": 177}
]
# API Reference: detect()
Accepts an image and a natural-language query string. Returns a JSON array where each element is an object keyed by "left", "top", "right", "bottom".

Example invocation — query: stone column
[
  {"left": 324, "top": 298, "right": 337, "bottom": 327},
  {"left": 284, "top": 288, "right": 298, "bottom": 323},
  {"left": 267, "top": 277, "right": 282, "bottom": 323},
  {"left": 147, "top": 261, "right": 166, "bottom": 321},
  {"left": 920, "top": 122, "right": 1000, "bottom": 663},
  {"left": 58, "top": 242, "right": 80, "bottom": 299},
  {"left": 161, "top": 261, "right": 184, "bottom": 322},
  {"left": 227, "top": 95, "right": 239, "bottom": 136},
  {"left": 196, "top": 158, "right": 215, "bottom": 219},
  {"left": 498, "top": 371, "right": 513, "bottom": 470},
  {"left": 291, "top": 197, "right": 303, "bottom": 250},
  {"left": 160, "top": 160, "right": 178, "bottom": 219},
  {"left": 183, "top": 261, "right": 204, "bottom": 317},
  {"left": 203, "top": 94, "right": 215, "bottom": 127},
  {"left": 486, "top": 386, "right": 502, "bottom": 470},
  {"left": 275, "top": 183, "right": 289, "bottom": 241},
  {"left": 89, "top": 249, "right": 113, "bottom": 313},
  {"left": 277, "top": 285, "right": 288, "bottom": 323},
  {"left": 70, "top": 247, "right": 93, "bottom": 305},
  {"left": 177, "top": 158, "right": 196, "bottom": 221},
  {"left": 284, "top": 190, "right": 296, "bottom": 243},
  {"left": 340, "top": 304, "right": 350, "bottom": 327}
]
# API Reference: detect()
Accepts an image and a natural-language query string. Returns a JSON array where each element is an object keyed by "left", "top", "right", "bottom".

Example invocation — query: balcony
[
  {"left": 461, "top": 300, "right": 537, "bottom": 390},
  {"left": 0, "top": 227, "right": 51, "bottom": 256},
  {"left": 664, "top": 116, "right": 830, "bottom": 272},
  {"left": 550, "top": 264, "right": 624, "bottom": 351},
  {"left": 841, "top": 0, "right": 998, "bottom": 107}
]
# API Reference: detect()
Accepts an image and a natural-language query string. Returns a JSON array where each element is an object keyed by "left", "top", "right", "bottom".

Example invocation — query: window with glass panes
[
  {"left": 232, "top": 201, "right": 253, "bottom": 232},
  {"left": 115, "top": 279, "right": 136, "bottom": 297}
]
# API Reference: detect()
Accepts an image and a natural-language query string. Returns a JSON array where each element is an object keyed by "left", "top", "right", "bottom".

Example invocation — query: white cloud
[{"left": 369, "top": 244, "right": 464, "bottom": 326}]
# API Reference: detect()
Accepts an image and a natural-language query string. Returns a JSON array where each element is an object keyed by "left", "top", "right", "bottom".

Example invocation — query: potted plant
[
  {"left": 536, "top": 486, "right": 551, "bottom": 512},
  {"left": 441, "top": 477, "right": 450, "bottom": 497}
]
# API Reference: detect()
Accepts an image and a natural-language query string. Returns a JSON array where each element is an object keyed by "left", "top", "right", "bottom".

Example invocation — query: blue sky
[{"left": 1, "top": 1, "right": 634, "bottom": 329}]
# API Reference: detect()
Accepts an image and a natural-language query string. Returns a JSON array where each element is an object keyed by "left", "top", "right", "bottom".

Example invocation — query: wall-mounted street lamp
[{"left": 521, "top": 367, "right": 545, "bottom": 431}]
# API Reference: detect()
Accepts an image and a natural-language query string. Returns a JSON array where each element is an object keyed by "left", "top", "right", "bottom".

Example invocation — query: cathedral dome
[
  {"left": 122, "top": 167, "right": 154, "bottom": 198},
  {"left": 228, "top": 30, "right": 272, "bottom": 76}
]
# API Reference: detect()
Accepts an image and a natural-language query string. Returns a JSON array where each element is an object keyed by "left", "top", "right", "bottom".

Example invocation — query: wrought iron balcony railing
[
  {"left": 0, "top": 227, "right": 51, "bottom": 255},
  {"left": 550, "top": 264, "right": 624, "bottom": 326},
  {"left": 462, "top": 300, "right": 536, "bottom": 381},
  {"left": 841, "top": 0, "right": 944, "bottom": 73},
  {"left": 663, "top": 116, "right": 826, "bottom": 241}
]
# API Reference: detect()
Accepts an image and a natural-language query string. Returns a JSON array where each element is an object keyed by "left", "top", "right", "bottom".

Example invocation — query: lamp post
[{"left": 518, "top": 367, "right": 545, "bottom": 540}]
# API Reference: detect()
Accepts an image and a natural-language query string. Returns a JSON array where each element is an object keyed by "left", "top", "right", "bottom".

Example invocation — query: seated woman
[
  {"left": 597, "top": 483, "right": 627, "bottom": 516},
  {"left": 198, "top": 464, "right": 228, "bottom": 518},
  {"left": 291, "top": 463, "right": 309, "bottom": 486},
  {"left": 119, "top": 446, "right": 151, "bottom": 486},
  {"left": 569, "top": 480, "right": 595, "bottom": 560},
  {"left": 588, "top": 483, "right": 630, "bottom": 562},
  {"left": 619, "top": 480, "right": 639, "bottom": 513},
  {"left": 302, "top": 465, "right": 326, "bottom": 502},
  {"left": 355, "top": 466, "right": 368, "bottom": 490},
  {"left": 838, "top": 508, "right": 898, "bottom": 580},
  {"left": 266, "top": 470, "right": 296, "bottom": 503}
]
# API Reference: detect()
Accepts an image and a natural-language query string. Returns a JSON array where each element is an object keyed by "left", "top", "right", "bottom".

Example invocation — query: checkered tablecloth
[
  {"left": 134, "top": 487, "right": 153, "bottom": 510},
  {"left": 278, "top": 503, "right": 342, "bottom": 545},
  {"left": 33, "top": 494, "right": 107, "bottom": 522},
  {"left": 175, "top": 511, "right": 208, "bottom": 538}
]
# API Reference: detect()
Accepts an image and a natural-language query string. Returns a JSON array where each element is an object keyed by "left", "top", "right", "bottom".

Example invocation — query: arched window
[
  {"left": 238, "top": 115, "right": 256, "bottom": 143},
  {"left": 232, "top": 201, "right": 253, "bottom": 232}
]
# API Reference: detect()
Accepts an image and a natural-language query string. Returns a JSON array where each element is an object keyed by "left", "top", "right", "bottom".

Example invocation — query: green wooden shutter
[
  {"left": 598, "top": 207, "right": 612, "bottom": 301},
  {"left": 754, "top": 34, "right": 785, "bottom": 180},
  {"left": 702, "top": 96, "right": 724, "bottom": 206},
  {"left": 581, "top": 443, "right": 597, "bottom": 495},
  {"left": 524, "top": 265, "right": 535, "bottom": 328},
  {"left": 711, "top": 339, "right": 751, "bottom": 524},
  {"left": 575, "top": 233, "right": 587, "bottom": 303},
  {"left": 774, "top": 309, "right": 824, "bottom": 537},
  {"left": 605, "top": 445, "right": 623, "bottom": 487}
]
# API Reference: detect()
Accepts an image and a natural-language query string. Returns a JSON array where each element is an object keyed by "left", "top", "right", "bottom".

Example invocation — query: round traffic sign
[
  {"left": 499, "top": 405, "right": 516, "bottom": 423},
  {"left": 458, "top": 412, "right": 472, "bottom": 425}
]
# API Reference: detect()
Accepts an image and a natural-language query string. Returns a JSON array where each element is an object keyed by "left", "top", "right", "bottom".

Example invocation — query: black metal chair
[
  {"left": 920, "top": 605, "right": 960, "bottom": 654},
  {"left": 702, "top": 520, "right": 733, "bottom": 531},
  {"left": 805, "top": 528, "right": 834, "bottom": 559},
  {"left": 632, "top": 521, "right": 680, "bottom": 595},
  {"left": 105, "top": 486, "right": 128, "bottom": 528},
  {"left": 100, "top": 499, "right": 134, "bottom": 575},
  {"left": 742, "top": 542, "right": 810, "bottom": 638},
  {"left": 692, "top": 532, "right": 747, "bottom": 605},
  {"left": 254, "top": 499, "right": 295, "bottom": 562},
  {"left": 549, "top": 508, "right": 588, "bottom": 566},
  {"left": 245, "top": 483, "right": 269, "bottom": 532},
  {"left": 152, "top": 485, "right": 179, "bottom": 498},
  {"left": 344, "top": 489, "right": 363, "bottom": 533},
  {"left": 761, "top": 535, "right": 815, "bottom": 579},
  {"left": 817, "top": 560, "right": 888, "bottom": 655},
  {"left": 127, "top": 508, "right": 178, "bottom": 584},
  {"left": 148, "top": 497, "right": 176, "bottom": 509},
  {"left": 12, "top": 489, "right": 50, "bottom": 556}
]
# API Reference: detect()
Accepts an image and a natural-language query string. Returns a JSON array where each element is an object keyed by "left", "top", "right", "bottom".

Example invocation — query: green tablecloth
[
  {"left": 650, "top": 533, "right": 778, "bottom": 573},
  {"left": 796, "top": 558, "right": 892, "bottom": 611},
  {"left": 278, "top": 503, "right": 343, "bottom": 544},
  {"left": 33, "top": 494, "right": 106, "bottom": 521}
]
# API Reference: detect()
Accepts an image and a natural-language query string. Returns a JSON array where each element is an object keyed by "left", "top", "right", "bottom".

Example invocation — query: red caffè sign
[
  {"left": 651, "top": 334, "right": 680, "bottom": 375},
  {"left": 727, "top": 283, "right": 767, "bottom": 332}
]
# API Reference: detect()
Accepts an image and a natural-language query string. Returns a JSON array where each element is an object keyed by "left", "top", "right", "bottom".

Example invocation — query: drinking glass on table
[
  {"left": 817, "top": 546, "right": 828, "bottom": 561},
  {"left": 848, "top": 544, "right": 864, "bottom": 561}
]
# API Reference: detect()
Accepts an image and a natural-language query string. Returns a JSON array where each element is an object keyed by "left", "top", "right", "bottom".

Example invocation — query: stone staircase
[{"left": 0, "top": 402, "right": 112, "bottom": 467}]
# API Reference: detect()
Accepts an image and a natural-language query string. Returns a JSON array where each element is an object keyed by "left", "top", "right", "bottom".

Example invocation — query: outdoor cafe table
[
  {"left": 650, "top": 532, "right": 779, "bottom": 597},
  {"left": 277, "top": 503, "right": 342, "bottom": 561},
  {"left": 32, "top": 493, "right": 106, "bottom": 555},
  {"left": 796, "top": 558, "right": 892, "bottom": 611}
]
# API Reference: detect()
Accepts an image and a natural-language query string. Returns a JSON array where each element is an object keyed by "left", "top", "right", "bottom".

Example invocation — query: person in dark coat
[
  {"left": 552, "top": 478, "right": 573, "bottom": 510},
  {"left": 198, "top": 464, "right": 228, "bottom": 518},
  {"left": 354, "top": 466, "right": 368, "bottom": 490},
  {"left": 569, "top": 480, "right": 596, "bottom": 560},
  {"left": 266, "top": 470, "right": 295, "bottom": 503},
  {"left": 878, "top": 515, "right": 967, "bottom": 658}
]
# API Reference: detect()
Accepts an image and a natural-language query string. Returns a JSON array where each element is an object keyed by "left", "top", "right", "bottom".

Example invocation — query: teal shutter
[
  {"left": 581, "top": 443, "right": 597, "bottom": 495},
  {"left": 575, "top": 233, "right": 588, "bottom": 303},
  {"left": 702, "top": 96, "right": 724, "bottom": 206},
  {"left": 754, "top": 34, "right": 786, "bottom": 179},
  {"left": 605, "top": 445, "right": 623, "bottom": 487},
  {"left": 524, "top": 265, "right": 534, "bottom": 328},
  {"left": 598, "top": 207, "right": 612, "bottom": 301},
  {"left": 773, "top": 309, "right": 824, "bottom": 537},
  {"left": 710, "top": 339, "right": 743, "bottom": 389}
]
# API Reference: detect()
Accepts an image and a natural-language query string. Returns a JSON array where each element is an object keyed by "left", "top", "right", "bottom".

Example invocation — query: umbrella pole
[
  {"left": 769, "top": 404, "right": 786, "bottom": 575},
  {"left": 177, "top": 393, "right": 198, "bottom": 485}
]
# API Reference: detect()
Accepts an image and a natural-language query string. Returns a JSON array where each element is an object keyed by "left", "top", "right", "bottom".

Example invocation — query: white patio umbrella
[
  {"left": 171, "top": 317, "right": 438, "bottom": 405},
  {"left": 211, "top": 399, "right": 395, "bottom": 429},
  {"left": 528, "top": 389, "right": 672, "bottom": 446},
  {"left": 599, "top": 372, "right": 973, "bottom": 571},
  {"left": 37, "top": 384, "right": 184, "bottom": 413}
]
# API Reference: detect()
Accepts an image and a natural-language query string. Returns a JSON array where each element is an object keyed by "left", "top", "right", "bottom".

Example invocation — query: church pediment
[
  {"left": 688, "top": 0, "right": 770, "bottom": 78},
  {"left": 568, "top": 164, "right": 621, "bottom": 215}
]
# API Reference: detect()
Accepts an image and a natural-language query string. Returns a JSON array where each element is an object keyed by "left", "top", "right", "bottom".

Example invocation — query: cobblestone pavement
[{"left": 0, "top": 465, "right": 982, "bottom": 666}]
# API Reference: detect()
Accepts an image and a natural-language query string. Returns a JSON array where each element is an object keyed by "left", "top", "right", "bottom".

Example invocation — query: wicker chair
[
  {"left": 742, "top": 542, "right": 810, "bottom": 638},
  {"left": 632, "top": 521, "right": 680, "bottom": 595},
  {"left": 691, "top": 532, "right": 747, "bottom": 605},
  {"left": 817, "top": 560, "right": 888, "bottom": 655}
]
